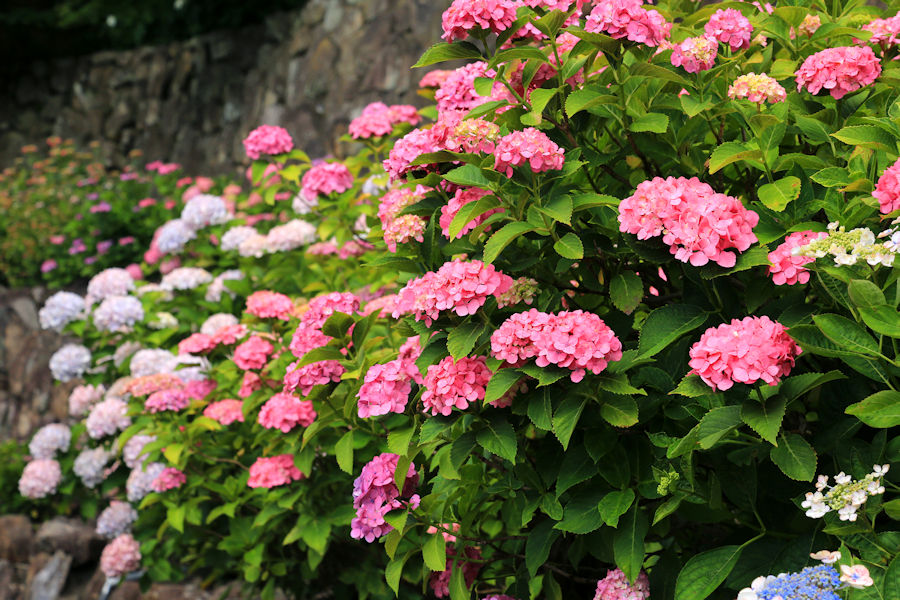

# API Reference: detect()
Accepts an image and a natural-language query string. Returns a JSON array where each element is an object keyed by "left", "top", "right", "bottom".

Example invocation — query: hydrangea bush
[{"left": 12, "top": 0, "right": 900, "bottom": 598}]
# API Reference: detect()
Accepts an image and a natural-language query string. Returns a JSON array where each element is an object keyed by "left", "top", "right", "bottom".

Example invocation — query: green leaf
[
  {"left": 598, "top": 489, "right": 635, "bottom": 528},
  {"left": 614, "top": 505, "right": 648, "bottom": 583},
  {"left": 630, "top": 113, "right": 669, "bottom": 134},
  {"left": 552, "top": 396, "right": 586, "bottom": 450},
  {"left": 553, "top": 232, "right": 584, "bottom": 259},
  {"left": 610, "top": 271, "right": 643, "bottom": 314},
  {"left": 674, "top": 545, "right": 743, "bottom": 600},
  {"left": 483, "top": 222, "right": 536, "bottom": 263},
  {"left": 387, "top": 425, "right": 416, "bottom": 456},
  {"left": 533, "top": 8, "right": 569, "bottom": 37},
  {"left": 758, "top": 176, "right": 801, "bottom": 211},
  {"left": 385, "top": 552, "right": 410, "bottom": 595},
  {"left": 597, "top": 373, "right": 646, "bottom": 396},
  {"left": 741, "top": 396, "right": 786, "bottom": 445},
  {"left": 812, "top": 314, "right": 880, "bottom": 357},
  {"left": 770, "top": 433, "right": 817, "bottom": 481},
  {"left": 883, "top": 499, "right": 900, "bottom": 520},
  {"left": 846, "top": 391, "right": 900, "bottom": 428},
  {"left": 832, "top": 125, "right": 898, "bottom": 152},
  {"left": 779, "top": 370, "right": 846, "bottom": 401},
  {"left": 476, "top": 414, "right": 517, "bottom": 462},
  {"left": 335, "top": 430, "right": 354, "bottom": 474},
  {"left": 638, "top": 305, "right": 707, "bottom": 358},
  {"left": 447, "top": 321, "right": 483, "bottom": 360},
  {"left": 538, "top": 195, "right": 573, "bottom": 225},
  {"left": 322, "top": 312, "right": 355, "bottom": 339},
  {"left": 848, "top": 279, "right": 888, "bottom": 309},
  {"left": 168, "top": 505, "right": 185, "bottom": 533},
  {"left": 709, "top": 142, "right": 763, "bottom": 174},
  {"left": 671, "top": 374, "right": 712, "bottom": 398},
  {"left": 600, "top": 395, "right": 639, "bottom": 428},
  {"left": 886, "top": 556, "right": 900, "bottom": 600},
  {"left": 630, "top": 62, "right": 692, "bottom": 88},
  {"left": 859, "top": 306, "right": 900, "bottom": 337},
  {"left": 485, "top": 369, "right": 524, "bottom": 404},
  {"left": 565, "top": 88, "right": 616, "bottom": 116},
  {"left": 423, "top": 530, "right": 447, "bottom": 571},
  {"left": 698, "top": 406, "right": 742, "bottom": 449},
  {"left": 443, "top": 164, "right": 495, "bottom": 189},
  {"left": 556, "top": 491, "right": 605, "bottom": 534},
  {"left": 811, "top": 167, "right": 852, "bottom": 188},
  {"left": 526, "top": 520, "right": 558, "bottom": 578},
  {"left": 698, "top": 246, "right": 772, "bottom": 280},
  {"left": 394, "top": 456, "right": 412, "bottom": 495},
  {"left": 449, "top": 558, "right": 470, "bottom": 600},
  {"left": 414, "top": 41, "right": 483, "bottom": 67},
  {"left": 528, "top": 389, "right": 553, "bottom": 430},
  {"left": 295, "top": 346, "right": 346, "bottom": 368},
  {"left": 519, "top": 363, "right": 569, "bottom": 387},
  {"left": 653, "top": 495, "right": 683, "bottom": 526}
]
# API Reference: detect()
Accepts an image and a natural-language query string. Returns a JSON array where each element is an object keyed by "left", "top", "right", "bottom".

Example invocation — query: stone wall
[{"left": 0, "top": 0, "right": 449, "bottom": 174}]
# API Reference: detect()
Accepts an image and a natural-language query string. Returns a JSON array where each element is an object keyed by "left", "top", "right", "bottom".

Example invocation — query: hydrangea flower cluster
[
  {"left": 704, "top": 8, "right": 752, "bottom": 51},
  {"left": 49, "top": 343, "right": 91, "bottom": 382},
  {"left": 594, "top": 568, "right": 650, "bottom": 600},
  {"left": 384, "top": 127, "right": 442, "bottom": 181},
  {"left": 862, "top": 11, "right": 900, "bottom": 48},
  {"left": 145, "top": 388, "right": 190, "bottom": 413},
  {"left": 220, "top": 226, "right": 258, "bottom": 251},
  {"left": 378, "top": 186, "right": 429, "bottom": 251},
  {"left": 69, "top": 384, "right": 105, "bottom": 416},
  {"left": 435, "top": 62, "right": 494, "bottom": 114},
  {"left": 100, "top": 533, "right": 142, "bottom": 579},
  {"left": 801, "top": 465, "right": 888, "bottom": 521},
  {"left": 242, "top": 124, "right": 294, "bottom": 160},
  {"left": 494, "top": 128, "right": 566, "bottom": 177},
  {"left": 491, "top": 309, "right": 624, "bottom": 382},
  {"left": 688, "top": 316, "right": 801, "bottom": 390},
  {"left": 28, "top": 424, "right": 71, "bottom": 459},
  {"left": 873, "top": 157, "right": 900, "bottom": 215},
  {"left": 357, "top": 360, "right": 414, "bottom": 418},
  {"left": 419, "top": 69, "right": 454, "bottom": 88},
  {"left": 349, "top": 102, "right": 420, "bottom": 139},
  {"left": 87, "top": 268, "right": 135, "bottom": 303},
  {"left": 301, "top": 163, "right": 353, "bottom": 201},
  {"left": 247, "top": 454, "right": 305, "bottom": 489},
  {"left": 496, "top": 276, "right": 539, "bottom": 308},
  {"left": 585, "top": 0, "right": 671, "bottom": 47},
  {"left": 302, "top": 291, "right": 361, "bottom": 328},
  {"left": 182, "top": 194, "right": 231, "bottom": 229},
  {"left": 72, "top": 447, "right": 111, "bottom": 488},
  {"left": 39, "top": 291, "right": 84, "bottom": 331},
  {"left": 429, "top": 547, "right": 482, "bottom": 598},
  {"left": 130, "top": 349, "right": 178, "bottom": 377},
  {"left": 794, "top": 222, "right": 897, "bottom": 267},
  {"left": 794, "top": 46, "right": 882, "bottom": 99},
  {"left": 122, "top": 434, "right": 156, "bottom": 469},
  {"left": 86, "top": 397, "right": 132, "bottom": 438},
  {"left": 93, "top": 295, "right": 144, "bottom": 332},
  {"left": 440, "top": 118, "right": 500, "bottom": 154},
  {"left": 670, "top": 36, "right": 719, "bottom": 73},
  {"left": 203, "top": 399, "right": 245, "bottom": 425},
  {"left": 126, "top": 462, "right": 165, "bottom": 502},
  {"left": 441, "top": 0, "right": 518, "bottom": 42},
  {"left": 152, "top": 467, "right": 186, "bottom": 492},
  {"left": 258, "top": 392, "right": 317, "bottom": 432},
  {"left": 267, "top": 219, "right": 319, "bottom": 252},
  {"left": 156, "top": 219, "right": 197, "bottom": 254},
  {"left": 798, "top": 14, "right": 821, "bottom": 37},
  {"left": 201, "top": 313, "right": 239, "bottom": 334},
  {"left": 737, "top": 565, "right": 842, "bottom": 600},
  {"left": 234, "top": 336, "right": 274, "bottom": 370},
  {"left": 19, "top": 459, "right": 62, "bottom": 498},
  {"left": 618, "top": 176, "right": 759, "bottom": 267},
  {"left": 439, "top": 187, "right": 503, "bottom": 239},
  {"left": 351, "top": 453, "right": 420, "bottom": 542},
  {"left": 393, "top": 259, "right": 513, "bottom": 325},
  {"left": 767, "top": 231, "right": 828, "bottom": 285},
  {"left": 246, "top": 290, "right": 294, "bottom": 320},
  {"left": 96, "top": 501, "right": 138, "bottom": 539},
  {"left": 161, "top": 267, "right": 213, "bottom": 291},
  {"left": 727, "top": 73, "right": 787, "bottom": 104},
  {"left": 422, "top": 356, "right": 492, "bottom": 416}
]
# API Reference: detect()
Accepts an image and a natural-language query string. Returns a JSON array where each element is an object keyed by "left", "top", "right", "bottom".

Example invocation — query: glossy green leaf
[
  {"left": 483, "top": 222, "right": 537, "bottom": 263},
  {"left": 638, "top": 305, "right": 707, "bottom": 358},
  {"left": 674, "top": 545, "right": 743, "bottom": 600},
  {"left": 741, "top": 396, "right": 786, "bottom": 445},
  {"left": 758, "top": 176, "right": 800, "bottom": 211},
  {"left": 553, "top": 232, "right": 584, "bottom": 259},
  {"left": 771, "top": 433, "right": 817, "bottom": 481},
  {"left": 610, "top": 271, "right": 643, "bottom": 314},
  {"left": 846, "top": 391, "right": 900, "bottom": 428},
  {"left": 598, "top": 489, "right": 635, "bottom": 528},
  {"left": 414, "top": 41, "right": 483, "bottom": 67}
]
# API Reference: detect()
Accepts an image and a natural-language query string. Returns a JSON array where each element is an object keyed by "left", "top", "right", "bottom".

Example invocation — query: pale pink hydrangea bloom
[
  {"left": 440, "top": 118, "right": 501, "bottom": 154},
  {"left": 87, "top": 268, "right": 135, "bottom": 303},
  {"left": 234, "top": 336, "right": 274, "bottom": 370},
  {"left": 19, "top": 459, "right": 61, "bottom": 498},
  {"left": 125, "top": 372, "right": 182, "bottom": 396},
  {"left": 144, "top": 388, "right": 190, "bottom": 413},
  {"left": 69, "top": 383, "right": 105, "bottom": 416},
  {"left": 203, "top": 399, "right": 245, "bottom": 425},
  {"left": 93, "top": 295, "right": 144, "bottom": 332},
  {"left": 383, "top": 127, "right": 442, "bottom": 181},
  {"left": 427, "top": 522, "right": 461, "bottom": 543},
  {"left": 247, "top": 454, "right": 305, "bottom": 488},
  {"left": 422, "top": 355, "right": 492, "bottom": 416},
  {"left": 96, "top": 501, "right": 138, "bottom": 539},
  {"left": 122, "top": 435, "right": 156, "bottom": 469},
  {"left": 185, "top": 378, "right": 217, "bottom": 401},
  {"left": 799, "top": 14, "right": 821, "bottom": 37},
  {"left": 362, "top": 293, "right": 400, "bottom": 318},
  {"left": 351, "top": 453, "right": 420, "bottom": 542},
  {"left": 399, "top": 336, "right": 425, "bottom": 384},
  {"left": 671, "top": 36, "right": 718, "bottom": 73},
  {"left": 178, "top": 333, "right": 217, "bottom": 355},
  {"left": 378, "top": 186, "right": 428, "bottom": 231},
  {"left": 441, "top": 0, "right": 519, "bottom": 42},
  {"left": 258, "top": 392, "right": 317, "bottom": 432},
  {"left": 349, "top": 102, "right": 421, "bottom": 139},
  {"left": 49, "top": 343, "right": 91, "bottom": 382},
  {"left": 242, "top": 125, "right": 293, "bottom": 160},
  {"left": 862, "top": 12, "right": 900, "bottom": 48},
  {"left": 239, "top": 371, "right": 263, "bottom": 398},
  {"left": 28, "top": 424, "right": 71, "bottom": 459},
  {"left": 491, "top": 309, "right": 624, "bottom": 382},
  {"left": 301, "top": 162, "right": 353, "bottom": 201},
  {"left": 728, "top": 73, "right": 787, "bottom": 104},
  {"left": 100, "top": 534, "right": 141, "bottom": 578},
  {"left": 301, "top": 292, "right": 361, "bottom": 329},
  {"left": 283, "top": 359, "right": 345, "bottom": 397},
  {"left": 182, "top": 194, "right": 231, "bottom": 229},
  {"left": 494, "top": 128, "right": 566, "bottom": 177},
  {"left": 152, "top": 467, "right": 186, "bottom": 492},
  {"left": 393, "top": 259, "right": 514, "bottom": 325},
  {"left": 160, "top": 267, "right": 213, "bottom": 291},
  {"left": 440, "top": 187, "right": 504, "bottom": 239},
  {"left": 429, "top": 547, "right": 482, "bottom": 598},
  {"left": 689, "top": 316, "right": 801, "bottom": 390},
  {"left": 585, "top": 0, "right": 671, "bottom": 47},
  {"left": 266, "top": 219, "right": 318, "bottom": 252},
  {"left": 768, "top": 230, "right": 828, "bottom": 285},
  {"left": 220, "top": 226, "right": 258, "bottom": 251},
  {"left": 594, "top": 568, "right": 650, "bottom": 600},
  {"left": 705, "top": 8, "right": 752, "bottom": 51},
  {"left": 357, "top": 360, "right": 413, "bottom": 418},
  {"left": 435, "top": 62, "right": 495, "bottom": 114},
  {"left": 795, "top": 46, "right": 881, "bottom": 99},
  {"left": 246, "top": 290, "right": 294, "bottom": 320},
  {"left": 496, "top": 276, "right": 539, "bottom": 308},
  {"left": 211, "top": 324, "right": 248, "bottom": 346},
  {"left": 126, "top": 462, "right": 165, "bottom": 502},
  {"left": 87, "top": 398, "right": 132, "bottom": 439},
  {"left": 419, "top": 69, "right": 454, "bottom": 88},
  {"left": 384, "top": 214, "right": 427, "bottom": 251},
  {"left": 873, "top": 157, "right": 900, "bottom": 214}
]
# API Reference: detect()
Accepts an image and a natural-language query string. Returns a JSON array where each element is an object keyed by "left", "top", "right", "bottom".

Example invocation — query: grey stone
[
  {"left": 9, "top": 297, "right": 39, "bottom": 331},
  {"left": 25, "top": 551, "right": 71, "bottom": 600},
  {"left": 34, "top": 519, "right": 103, "bottom": 567}
]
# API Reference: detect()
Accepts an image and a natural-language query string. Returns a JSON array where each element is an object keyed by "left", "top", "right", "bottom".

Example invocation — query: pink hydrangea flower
[
  {"left": 246, "top": 290, "right": 294, "bottom": 320},
  {"left": 234, "top": 336, "right": 274, "bottom": 370},
  {"left": 705, "top": 8, "right": 752, "bottom": 51},
  {"left": 419, "top": 69, "right": 454, "bottom": 88},
  {"left": 491, "top": 309, "right": 624, "bottom": 382},
  {"left": 585, "top": 0, "right": 671, "bottom": 47},
  {"left": 242, "top": 125, "right": 293, "bottom": 160},
  {"left": 86, "top": 398, "right": 132, "bottom": 439},
  {"left": 799, "top": 14, "right": 821, "bottom": 37},
  {"left": 351, "top": 453, "right": 420, "bottom": 542},
  {"left": 429, "top": 547, "right": 482, "bottom": 598},
  {"left": 435, "top": 62, "right": 495, "bottom": 114},
  {"left": 358, "top": 360, "right": 414, "bottom": 418},
  {"left": 247, "top": 454, "right": 305, "bottom": 489},
  {"left": 399, "top": 336, "right": 425, "bottom": 385},
  {"left": 795, "top": 46, "right": 881, "bottom": 99},
  {"left": 496, "top": 276, "right": 539, "bottom": 308},
  {"left": 283, "top": 359, "right": 345, "bottom": 397},
  {"left": 768, "top": 230, "right": 828, "bottom": 285},
  {"left": 393, "top": 259, "right": 513, "bottom": 325},
  {"left": 422, "top": 356, "right": 492, "bottom": 416},
  {"left": 862, "top": 12, "right": 900, "bottom": 48},
  {"left": 378, "top": 186, "right": 428, "bottom": 228},
  {"left": 384, "top": 214, "right": 427, "bottom": 252},
  {"left": 427, "top": 522, "right": 461, "bottom": 543},
  {"left": 301, "top": 292, "right": 361, "bottom": 329},
  {"left": 689, "top": 316, "right": 801, "bottom": 390},
  {"left": 145, "top": 388, "right": 190, "bottom": 413},
  {"left": 100, "top": 534, "right": 141, "bottom": 578},
  {"left": 185, "top": 378, "right": 217, "bottom": 400},
  {"left": 258, "top": 392, "right": 317, "bottom": 432},
  {"left": 349, "top": 102, "right": 421, "bottom": 139},
  {"left": 671, "top": 36, "right": 718, "bottom": 73},
  {"left": 873, "top": 157, "right": 900, "bottom": 214},
  {"left": 727, "top": 72, "right": 787, "bottom": 104},
  {"left": 439, "top": 118, "right": 501, "bottom": 154},
  {"left": 594, "top": 568, "right": 650, "bottom": 600},
  {"left": 441, "top": 0, "right": 519, "bottom": 42},
  {"left": 18, "top": 459, "right": 61, "bottom": 498},
  {"left": 203, "top": 399, "right": 245, "bottom": 425},
  {"left": 178, "top": 333, "right": 217, "bottom": 355},
  {"left": 152, "top": 467, "right": 186, "bottom": 492},
  {"left": 440, "top": 187, "right": 504, "bottom": 239},
  {"left": 383, "top": 127, "right": 442, "bottom": 181},
  {"left": 301, "top": 162, "right": 353, "bottom": 200},
  {"left": 69, "top": 384, "right": 105, "bottom": 416},
  {"left": 212, "top": 323, "right": 249, "bottom": 346},
  {"left": 494, "top": 128, "right": 566, "bottom": 177}
]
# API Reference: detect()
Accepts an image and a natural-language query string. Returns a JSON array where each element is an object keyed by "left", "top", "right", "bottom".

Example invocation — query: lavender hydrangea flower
[
  {"left": 73, "top": 447, "right": 112, "bottom": 488},
  {"left": 49, "top": 344, "right": 91, "bottom": 382},
  {"left": 93, "top": 295, "right": 144, "bottom": 332},
  {"left": 181, "top": 194, "right": 231, "bottom": 229},
  {"left": 96, "top": 501, "right": 138, "bottom": 539},
  {"left": 160, "top": 267, "right": 213, "bottom": 291},
  {"left": 39, "top": 291, "right": 85, "bottom": 331},
  {"left": 156, "top": 219, "right": 197, "bottom": 254},
  {"left": 28, "top": 424, "right": 71, "bottom": 459}
]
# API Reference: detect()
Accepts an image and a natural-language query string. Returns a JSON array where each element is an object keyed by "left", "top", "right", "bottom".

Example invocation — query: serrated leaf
[
  {"left": 423, "top": 531, "right": 447, "bottom": 571},
  {"left": 610, "top": 271, "right": 643, "bottom": 314},
  {"left": 526, "top": 520, "right": 558, "bottom": 577},
  {"left": 598, "top": 489, "right": 635, "bottom": 528},
  {"left": 476, "top": 414, "right": 517, "bottom": 462},
  {"left": 335, "top": 430, "right": 354, "bottom": 474},
  {"left": 860, "top": 306, "right": 900, "bottom": 337},
  {"left": 758, "top": 176, "right": 800, "bottom": 211},
  {"left": 447, "top": 321, "right": 483, "bottom": 360},
  {"left": 811, "top": 167, "right": 852, "bottom": 188},
  {"left": 565, "top": 88, "right": 615, "bottom": 116},
  {"left": 484, "top": 368, "right": 524, "bottom": 403},
  {"left": 443, "top": 164, "right": 495, "bottom": 189},
  {"left": 414, "top": 41, "right": 483, "bottom": 67},
  {"left": 597, "top": 373, "right": 646, "bottom": 396},
  {"left": 771, "top": 433, "right": 817, "bottom": 481},
  {"left": 846, "top": 391, "right": 900, "bottom": 428},
  {"left": 813, "top": 313, "right": 880, "bottom": 357},
  {"left": 552, "top": 396, "right": 586, "bottom": 450},
  {"left": 483, "top": 222, "right": 536, "bottom": 263},
  {"left": 528, "top": 390, "right": 553, "bottom": 430},
  {"left": 601, "top": 395, "right": 639, "bottom": 428},
  {"left": 832, "top": 125, "right": 897, "bottom": 151},
  {"left": 388, "top": 425, "right": 416, "bottom": 455},
  {"left": 538, "top": 195, "right": 573, "bottom": 225},
  {"left": 449, "top": 555, "right": 469, "bottom": 600},
  {"left": 553, "top": 232, "right": 583, "bottom": 259},
  {"left": 779, "top": 370, "right": 846, "bottom": 401},
  {"left": 630, "top": 62, "right": 692, "bottom": 87},
  {"left": 698, "top": 406, "right": 742, "bottom": 449},
  {"left": 709, "top": 142, "right": 763, "bottom": 174},
  {"left": 630, "top": 113, "right": 669, "bottom": 134},
  {"left": 674, "top": 545, "right": 743, "bottom": 600},
  {"left": 670, "top": 374, "right": 711, "bottom": 398},
  {"left": 385, "top": 552, "right": 410, "bottom": 595},
  {"left": 741, "top": 396, "right": 786, "bottom": 445},
  {"left": 614, "top": 505, "right": 648, "bottom": 583},
  {"left": 638, "top": 305, "right": 707, "bottom": 358}
]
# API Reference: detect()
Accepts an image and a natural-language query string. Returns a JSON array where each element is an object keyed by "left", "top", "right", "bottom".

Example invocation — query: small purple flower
[
  {"left": 84, "top": 256, "right": 98, "bottom": 265},
  {"left": 97, "top": 240, "right": 113, "bottom": 254},
  {"left": 41, "top": 259, "right": 58, "bottom": 273},
  {"left": 90, "top": 202, "right": 112, "bottom": 213}
]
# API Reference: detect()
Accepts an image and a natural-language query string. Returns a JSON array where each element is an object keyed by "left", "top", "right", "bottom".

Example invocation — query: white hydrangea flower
[{"left": 39, "top": 291, "right": 85, "bottom": 331}]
